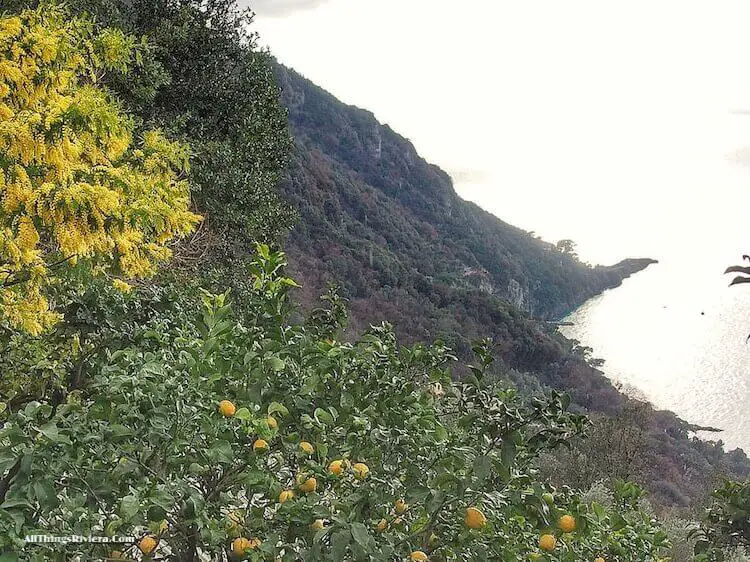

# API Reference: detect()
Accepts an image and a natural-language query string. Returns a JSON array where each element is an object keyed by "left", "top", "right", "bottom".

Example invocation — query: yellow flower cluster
[{"left": 0, "top": 7, "right": 201, "bottom": 334}]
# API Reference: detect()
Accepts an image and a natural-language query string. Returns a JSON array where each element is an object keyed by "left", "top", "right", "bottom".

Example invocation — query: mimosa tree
[{"left": 0, "top": 7, "right": 199, "bottom": 334}]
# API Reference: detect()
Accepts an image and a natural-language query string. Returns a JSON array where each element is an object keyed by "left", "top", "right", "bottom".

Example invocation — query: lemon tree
[{"left": 0, "top": 246, "right": 669, "bottom": 561}]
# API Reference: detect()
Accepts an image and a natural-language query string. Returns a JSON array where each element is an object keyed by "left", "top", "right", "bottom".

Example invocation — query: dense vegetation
[
  {"left": 0, "top": 2, "right": 748, "bottom": 561},
  {"left": 7, "top": 0, "right": 295, "bottom": 254},
  {"left": 0, "top": 244, "right": 673, "bottom": 561},
  {"left": 276, "top": 64, "right": 654, "bottom": 321},
  {"left": 0, "top": 7, "right": 199, "bottom": 334}
]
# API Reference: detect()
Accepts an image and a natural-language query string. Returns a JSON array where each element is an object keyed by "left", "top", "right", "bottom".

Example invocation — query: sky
[{"left": 246, "top": 0, "right": 750, "bottom": 265}]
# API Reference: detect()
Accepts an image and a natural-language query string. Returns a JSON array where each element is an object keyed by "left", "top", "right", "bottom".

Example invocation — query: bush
[
  {"left": 0, "top": 247, "right": 670, "bottom": 561},
  {"left": 694, "top": 479, "right": 750, "bottom": 560}
]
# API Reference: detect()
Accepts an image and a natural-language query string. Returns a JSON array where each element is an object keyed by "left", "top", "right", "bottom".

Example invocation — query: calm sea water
[
  {"left": 457, "top": 110, "right": 750, "bottom": 455},
  {"left": 457, "top": 111, "right": 750, "bottom": 455},
  {"left": 561, "top": 256, "right": 750, "bottom": 453}
]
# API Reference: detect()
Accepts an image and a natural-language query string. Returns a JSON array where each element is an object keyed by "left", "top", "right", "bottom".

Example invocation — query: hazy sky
[{"left": 247, "top": 1, "right": 750, "bottom": 265}]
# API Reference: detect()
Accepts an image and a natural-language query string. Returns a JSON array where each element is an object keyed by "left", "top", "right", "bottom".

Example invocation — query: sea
[
  {"left": 560, "top": 257, "right": 750, "bottom": 453},
  {"left": 459, "top": 111, "right": 750, "bottom": 455}
]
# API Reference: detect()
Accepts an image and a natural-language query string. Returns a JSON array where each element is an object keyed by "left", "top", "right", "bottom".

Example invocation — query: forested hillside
[{"left": 276, "top": 65, "right": 654, "bottom": 321}]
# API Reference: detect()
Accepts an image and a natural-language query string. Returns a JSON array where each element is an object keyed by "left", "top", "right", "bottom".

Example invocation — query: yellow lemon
[
  {"left": 395, "top": 498, "right": 408, "bottom": 514},
  {"left": 267, "top": 416, "right": 278, "bottom": 429},
  {"left": 231, "top": 537, "right": 251, "bottom": 557},
  {"left": 594, "top": 558, "right": 606, "bottom": 562},
  {"left": 540, "top": 534, "right": 556, "bottom": 551},
  {"left": 465, "top": 506, "right": 487, "bottom": 529},
  {"left": 279, "top": 489, "right": 295, "bottom": 503},
  {"left": 375, "top": 518, "right": 388, "bottom": 532},
  {"left": 253, "top": 439, "right": 268, "bottom": 453},
  {"left": 218, "top": 400, "right": 236, "bottom": 417},
  {"left": 298, "top": 477, "right": 318, "bottom": 493},
  {"left": 138, "top": 535, "right": 158, "bottom": 555},
  {"left": 411, "top": 551, "right": 428, "bottom": 561},
  {"left": 558, "top": 514, "right": 576, "bottom": 533},
  {"left": 248, "top": 538, "right": 261, "bottom": 549},
  {"left": 328, "top": 459, "right": 344, "bottom": 475},
  {"left": 310, "top": 519, "right": 325, "bottom": 531},
  {"left": 352, "top": 462, "right": 370, "bottom": 480},
  {"left": 300, "top": 441, "right": 314, "bottom": 454}
]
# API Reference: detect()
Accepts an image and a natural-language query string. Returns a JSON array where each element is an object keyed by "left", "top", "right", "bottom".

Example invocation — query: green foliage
[
  {"left": 0, "top": 248, "right": 670, "bottom": 561},
  {"left": 0, "top": 325, "right": 71, "bottom": 405},
  {"left": 6, "top": 0, "right": 295, "bottom": 250},
  {"left": 274, "top": 64, "right": 750, "bottom": 512},
  {"left": 105, "top": 0, "right": 295, "bottom": 247},
  {"left": 555, "top": 240, "right": 579, "bottom": 260},
  {"left": 693, "top": 479, "right": 750, "bottom": 561}
]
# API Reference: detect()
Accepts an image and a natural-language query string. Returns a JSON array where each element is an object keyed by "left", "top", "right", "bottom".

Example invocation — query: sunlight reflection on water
[{"left": 561, "top": 260, "right": 750, "bottom": 452}]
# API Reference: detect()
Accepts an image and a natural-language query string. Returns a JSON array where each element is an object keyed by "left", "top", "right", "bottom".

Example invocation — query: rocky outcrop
[
  {"left": 595, "top": 258, "right": 658, "bottom": 283},
  {"left": 507, "top": 279, "right": 527, "bottom": 310}
]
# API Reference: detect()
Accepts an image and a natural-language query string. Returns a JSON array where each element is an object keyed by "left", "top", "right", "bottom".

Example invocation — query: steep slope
[
  {"left": 272, "top": 64, "right": 750, "bottom": 508},
  {"left": 276, "top": 65, "right": 654, "bottom": 321}
]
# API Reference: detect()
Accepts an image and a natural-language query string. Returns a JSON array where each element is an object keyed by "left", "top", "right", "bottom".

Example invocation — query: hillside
[
  {"left": 274, "top": 64, "right": 658, "bottom": 405},
  {"left": 276, "top": 66, "right": 654, "bottom": 322},
  {"left": 273, "top": 64, "right": 749, "bottom": 508}
]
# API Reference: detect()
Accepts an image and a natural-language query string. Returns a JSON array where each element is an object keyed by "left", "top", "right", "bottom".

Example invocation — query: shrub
[{"left": 0, "top": 247, "right": 670, "bottom": 561}]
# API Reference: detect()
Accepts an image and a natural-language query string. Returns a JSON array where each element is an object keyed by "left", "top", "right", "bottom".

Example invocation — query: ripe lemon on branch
[
  {"left": 539, "top": 534, "right": 556, "bottom": 551},
  {"left": 138, "top": 535, "right": 158, "bottom": 555},
  {"left": 218, "top": 400, "right": 236, "bottom": 417},
  {"left": 558, "top": 514, "right": 576, "bottom": 533},
  {"left": 352, "top": 462, "right": 369, "bottom": 480},
  {"left": 465, "top": 506, "right": 487, "bottom": 529},
  {"left": 298, "top": 476, "right": 318, "bottom": 493},
  {"left": 231, "top": 537, "right": 260, "bottom": 557}
]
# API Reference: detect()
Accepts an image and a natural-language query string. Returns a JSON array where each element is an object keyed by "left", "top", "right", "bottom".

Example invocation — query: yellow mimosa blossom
[{"left": 0, "top": 6, "right": 200, "bottom": 333}]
